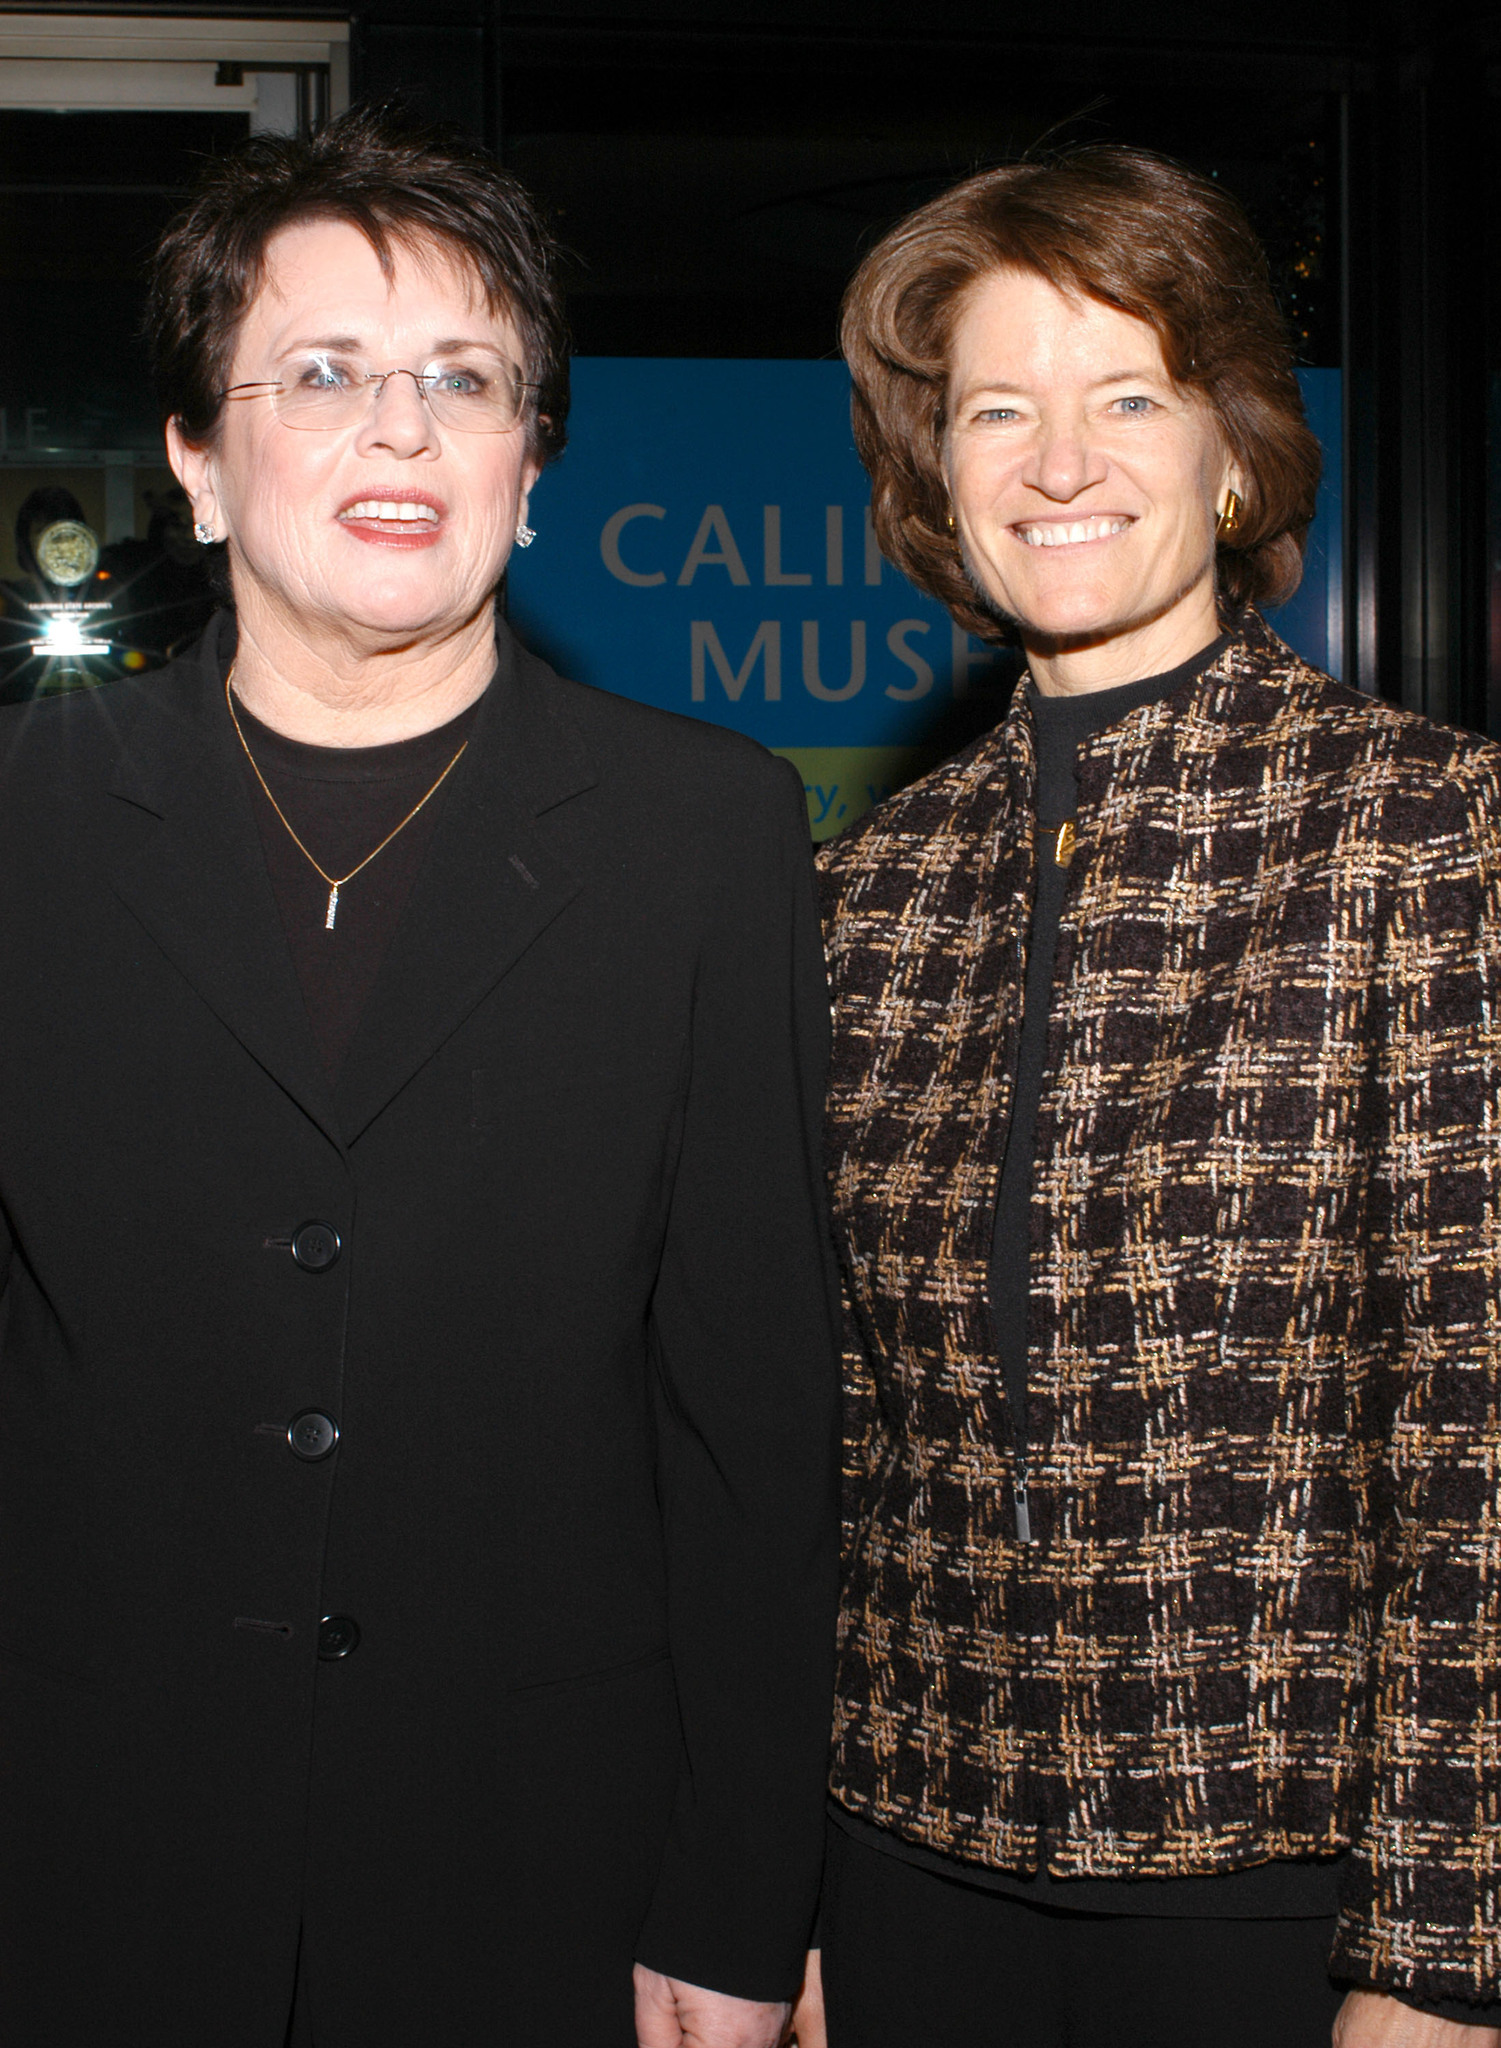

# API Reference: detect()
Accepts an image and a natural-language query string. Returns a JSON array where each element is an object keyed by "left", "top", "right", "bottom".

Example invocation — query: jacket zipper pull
[{"left": 1013, "top": 1470, "right": 1035, "bottom": 1545}]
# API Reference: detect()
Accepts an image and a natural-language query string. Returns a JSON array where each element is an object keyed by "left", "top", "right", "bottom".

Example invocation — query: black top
[
  {"left": 988, "top": 649, "right": 1227, "bottom": 1479},
  {"left": 233, "top": 693, "right": 481, "bottom": 1079}
]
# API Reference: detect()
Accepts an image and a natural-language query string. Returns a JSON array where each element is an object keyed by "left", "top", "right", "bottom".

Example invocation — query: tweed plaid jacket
[{"left": 817, "top": 612, "right": 1501, "bottom": 2006}]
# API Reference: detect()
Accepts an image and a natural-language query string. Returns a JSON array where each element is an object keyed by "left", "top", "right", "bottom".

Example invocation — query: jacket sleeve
[
  {"left": 1331, "top": 755, "right": 1501, "bottom": 2009},
  {"left": 836, "top": 1265, "right": 888, "bottom": 1565},
  {"left": 633, "top": 756, "right": 842, "bottom": 2003},
  {"left": 816, "top": 842, "right": 895, "bottom": 1569}
]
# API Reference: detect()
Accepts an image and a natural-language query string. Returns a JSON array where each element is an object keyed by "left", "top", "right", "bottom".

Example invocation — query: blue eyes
[
  {"left": 967, "top": 394, "right": 1158, "bottom": 426},
  {"left": 288, "top": 356, "right": 493, "bottom": 397}
]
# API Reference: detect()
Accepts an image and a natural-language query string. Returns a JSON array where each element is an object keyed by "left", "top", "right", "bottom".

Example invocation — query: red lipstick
[{"left": 336, "top": 488, "right": 447, "bottom": 549}]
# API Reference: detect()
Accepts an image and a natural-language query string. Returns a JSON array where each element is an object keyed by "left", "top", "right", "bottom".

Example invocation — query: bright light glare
[{"left": 32, "top": 614, "right": 110, "bottom": 658}]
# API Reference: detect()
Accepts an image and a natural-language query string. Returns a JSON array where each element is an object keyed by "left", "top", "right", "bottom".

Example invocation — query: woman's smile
[
  {"left": 336, "top": 488, "right": 447, "bottom": 547},
  {"left": 1012, "top": 515, "right": 1133, "bottom": 548}
]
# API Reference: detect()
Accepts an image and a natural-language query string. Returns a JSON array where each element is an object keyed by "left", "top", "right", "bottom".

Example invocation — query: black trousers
[{"left": 820, "top": 1823, "right": 1346, "bottom": 2048}]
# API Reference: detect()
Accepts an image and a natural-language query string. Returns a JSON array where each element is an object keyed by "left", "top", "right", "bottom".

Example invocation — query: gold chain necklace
[{"left": 225, "top": 670, "right": 469, "bottom": 931}]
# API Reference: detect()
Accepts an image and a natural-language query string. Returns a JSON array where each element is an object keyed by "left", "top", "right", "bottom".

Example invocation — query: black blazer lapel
[
  {"left": 107, "top": 628, "right": 340, "bottom": 1148},
  {"left": 333, "top": 630, "right": 595, "bottom": 1145}
]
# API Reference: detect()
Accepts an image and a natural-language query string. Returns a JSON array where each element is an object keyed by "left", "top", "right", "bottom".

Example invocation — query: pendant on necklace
[{"left": 325, "top": 885, "right": 339, "bottom": 931}]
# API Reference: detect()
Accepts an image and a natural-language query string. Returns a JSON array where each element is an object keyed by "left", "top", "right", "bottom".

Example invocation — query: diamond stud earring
[
  {"left": 515, "top": 522, "right": 536, "bottom": 548},
  {"left": 193, "top": 521, "right": 217, "bottom": 545}
]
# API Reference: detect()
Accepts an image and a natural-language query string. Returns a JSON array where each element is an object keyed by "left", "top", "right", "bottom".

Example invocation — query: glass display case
[{"left": 0, "top": 13, "right": 345, "bottom": 698}]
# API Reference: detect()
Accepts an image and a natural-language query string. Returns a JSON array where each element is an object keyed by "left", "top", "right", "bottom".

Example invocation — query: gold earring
[
  {"left": 945, "top": 512, "right": 956, "bottom": 533},
  {"left": 1215, "top": 489, "right": 1243, "bottom": 539}
]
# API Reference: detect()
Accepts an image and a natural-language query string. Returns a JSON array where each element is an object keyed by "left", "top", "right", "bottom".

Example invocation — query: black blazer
[{"left": 0, "top": 618, "right": 840, "bottom": 2047}]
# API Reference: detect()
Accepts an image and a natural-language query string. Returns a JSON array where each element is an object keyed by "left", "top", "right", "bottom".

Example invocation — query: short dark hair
[
  {"left": 840, "top": 146, "right": 1321, "bottom": 641},
  {"left": 145, "top": 102, "right": 569, "bottom": 465}
]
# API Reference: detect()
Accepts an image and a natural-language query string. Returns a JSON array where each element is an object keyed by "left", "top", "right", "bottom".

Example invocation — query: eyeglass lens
[{"left": 271, "top": 353, "right": 526, "bottom": 432}]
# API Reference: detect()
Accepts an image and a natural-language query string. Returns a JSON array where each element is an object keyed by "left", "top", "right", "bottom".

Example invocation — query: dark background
[{"left": 1, "top": 0, "right": 1497, "bottom": 734}]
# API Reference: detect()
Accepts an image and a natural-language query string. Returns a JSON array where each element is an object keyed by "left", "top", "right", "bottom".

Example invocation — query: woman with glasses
[
  {"left": 795, "top": 147, "right": 1501, "bottom": 2048},
  {"left": 0, "top": 107, "right": 838, "bottom": 2048}
]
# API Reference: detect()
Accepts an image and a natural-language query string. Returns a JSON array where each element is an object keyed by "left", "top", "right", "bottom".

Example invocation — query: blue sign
[
  {"left": 1265, "top": 367, "right": 1341, "bottom": 680},
  {"left": 510, "top": 360, "right": 1341, "bottom": 836}
]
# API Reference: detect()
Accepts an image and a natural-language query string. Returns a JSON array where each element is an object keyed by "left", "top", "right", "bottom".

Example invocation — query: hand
[
  {"left": 1334, "top": 1989, "right": 1501, "bottom": 2048},
  {"left": 790, "top": 1950, "right": 826, "bottom": 2048},
  {"left": 634, "top": 1963, "right": 792, "bottom": 2048}
]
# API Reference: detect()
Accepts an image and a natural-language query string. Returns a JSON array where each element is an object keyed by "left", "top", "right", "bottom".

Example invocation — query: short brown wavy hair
[
  {"left": 841, "top": 146, "right": 1321, "bottom": 642},
  {"left": 146, "top": 102, "right": 568, "bottom": 467}
]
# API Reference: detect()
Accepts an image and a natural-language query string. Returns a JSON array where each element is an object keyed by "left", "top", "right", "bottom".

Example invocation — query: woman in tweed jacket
[{"left": 795, "top": 149, "right": 1501, "bottom": 2048}]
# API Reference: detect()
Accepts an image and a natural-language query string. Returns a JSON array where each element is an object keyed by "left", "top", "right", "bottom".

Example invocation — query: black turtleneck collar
[{"left": 1028, "top": 631, "right": 1232, "bottom": 824}]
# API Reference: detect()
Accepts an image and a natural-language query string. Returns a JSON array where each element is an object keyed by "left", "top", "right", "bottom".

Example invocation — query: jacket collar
[{"left": 107, "top": 613, "right": 595, "bottom": 1148}]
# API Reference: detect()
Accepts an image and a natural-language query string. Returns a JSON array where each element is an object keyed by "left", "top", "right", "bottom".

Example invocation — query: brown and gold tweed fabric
[{"left": 817, "top": 611, "right": 1501, "bottom": 2006}]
